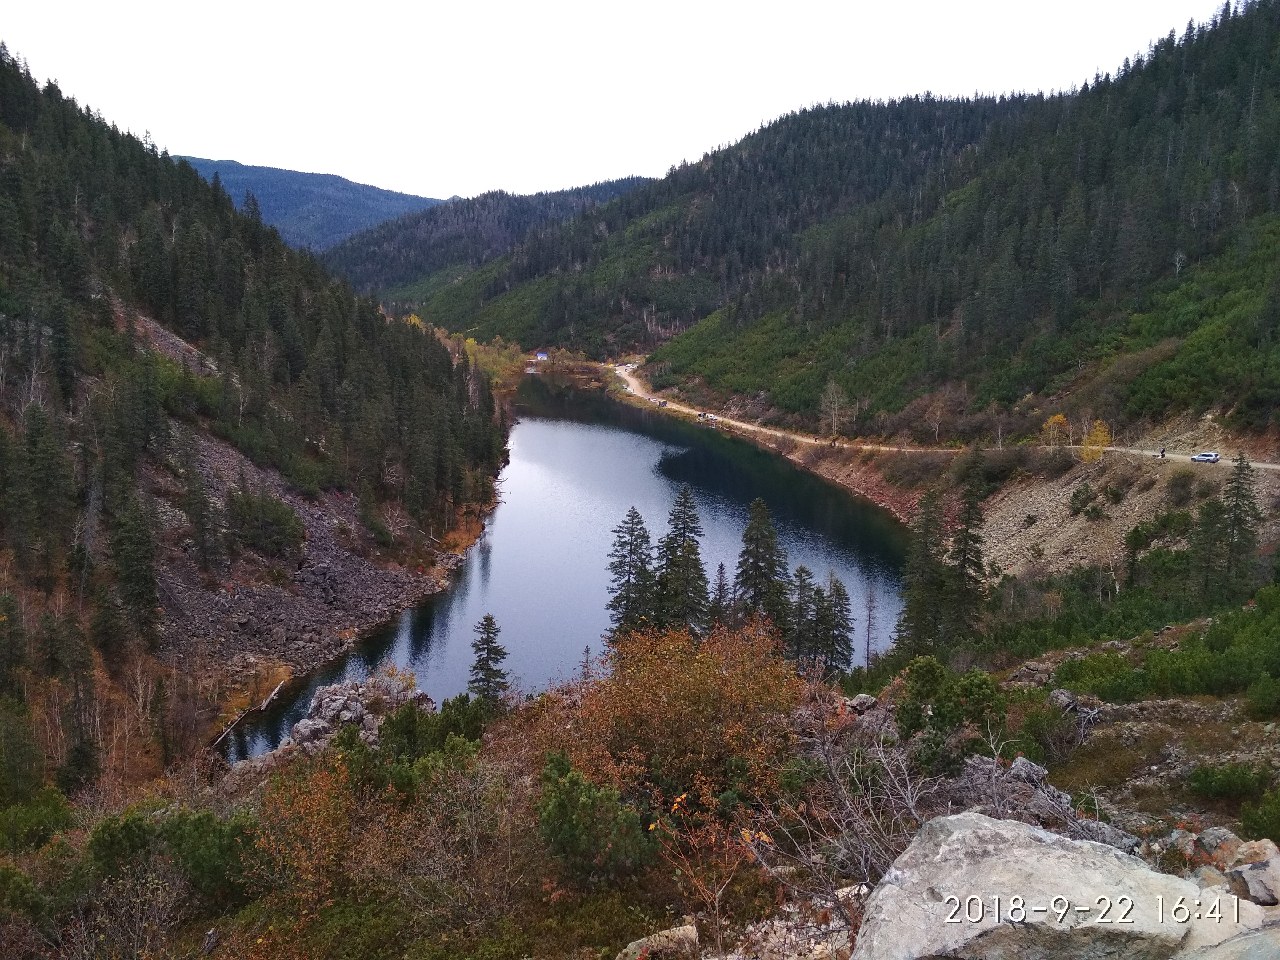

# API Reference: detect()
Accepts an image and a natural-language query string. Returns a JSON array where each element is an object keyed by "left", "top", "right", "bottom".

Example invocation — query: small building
[{"left": 535, "top": 351, "right": 549, "bottom": 362}]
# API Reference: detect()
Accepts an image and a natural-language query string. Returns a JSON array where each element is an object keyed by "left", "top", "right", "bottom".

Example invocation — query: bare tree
[{"left": 819, "top": 380, "right": 849, "bottom": 437}]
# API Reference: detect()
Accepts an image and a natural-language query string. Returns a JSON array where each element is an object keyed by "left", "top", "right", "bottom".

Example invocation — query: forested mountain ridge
[
  {"left": 322, "top": 176, "right": 652, "bottom": 298},
  {"left": 181, "top": 157, "right": 441, "bottom": 250},
  {"left": 407, "top": 0, "right": 1280, "bottom": 439},
  {"left": 0, "top": 42, "right": 504, "bottom": 803}
]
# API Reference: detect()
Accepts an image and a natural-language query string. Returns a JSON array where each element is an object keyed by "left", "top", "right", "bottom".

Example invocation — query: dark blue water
[{"left": 222, "top": 378, "right": 906, "bottom": 761}]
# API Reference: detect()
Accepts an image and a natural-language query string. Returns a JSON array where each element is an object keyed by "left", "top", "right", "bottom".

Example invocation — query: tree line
[{"left": 606, "top": 488, "right": 856, "bottom": 670}]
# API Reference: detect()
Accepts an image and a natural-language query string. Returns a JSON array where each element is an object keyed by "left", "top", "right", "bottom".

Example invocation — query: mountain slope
[
  {"left": 407, "top": 1, "right": 1280, "bottom": 439},
  {"left": 322, "top": 177, "right": 652, "bottom": 297},
  {"left": 0, "top": 46, "right": 505, "bottom": 791},
  {"left": 181, "top": 157, "right": 441, "bottom": 249}
]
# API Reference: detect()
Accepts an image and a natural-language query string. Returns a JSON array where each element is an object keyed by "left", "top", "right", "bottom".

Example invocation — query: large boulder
[
  {"left": 851, "top": 812, "right": 1263, "bottom": 960},
  {"left": 615, "top": 924, "right": 698, "bottom": 960},
  {"left": 1175, "top": 927, "right": 1280, "bottom": 959}
]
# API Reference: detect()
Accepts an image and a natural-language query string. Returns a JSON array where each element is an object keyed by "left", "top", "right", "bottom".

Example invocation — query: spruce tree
[
  {"left": 654, "top": 486, "right": 710, "bottom": 633},
  {"left": 110, "top": 496, "right": 160, "bottom": 645},
  {"left": 788, "top": 565, "right": 818, "bottom": 661},
  {"left": 468, "top": 613, "right": 510, "bottom": 703},
  {"left": 606, "top": 506, "right": 656, "bottom": 634},
  {"left": 896, "top": 488, "right": 948, "bottom": 657},
  {"left": 735, "top": 498, "right": 791, "bottom": 632},
  {"left": 946, "top": 478, "right": 987, "bottom": 640},
  {"left": 1223, "top": 453, "right": 1262, "bottom": 586},
  {"left": 823, "top": 573, "right": 854, "bottom": 671},
  {"left": 1191, "top": 498, "right": 1231, "bottom": 602},
  {"left": 707, "top": 562, "right": 732, "bottom": 627},
  {"left": 181, "top": 439, "right": 218, "bottom": 571}
]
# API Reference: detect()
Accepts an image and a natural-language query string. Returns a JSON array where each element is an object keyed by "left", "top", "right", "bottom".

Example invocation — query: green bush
[
  {"left": 1054, "top": 653, "right": 1149, "bottom": 703},
  {"left": 0, "top": 788, "right": 72, "bottom": 853},
  {"left": 227, "top": 488, "right": 305, "bottom": 558},
  {"left": 88, "top": 807, "right": 254, "bottom": 911},
  {"left": 1189, "top": 763, "right": 1272, "bottom": 800},
  {"left": 1069, "top": 483, "right": 1096, "bottom": 516},
  {"left": 1243, "top": 787, "right": 1280, "bottom": 842},
  {"left": 1246, "top": 674, "right": 1280, "bottom": 720},
  {"left": 537, "top": 753, "right": 654, "bottom": 886}
]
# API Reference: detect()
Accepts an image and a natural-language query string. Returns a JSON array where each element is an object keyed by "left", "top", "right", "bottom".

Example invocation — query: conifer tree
[
  {"left": 823, "top": 573, "right": 855, "bottom": 671},
  {"left": 788, "top": 565, "right": 818, "bottom": 661},
  {"left": 110, "top": 496, "right": 159, "bottom": 645},
  {"left": 468, "top": 613, "right": 510, "bottom": 703},
  {"left": 896, "top": 488, "right": 948, "bottom": 657},
  {"left": 735, "top": 498, "right": 791, "bottom": 632},
  {"left": 946, "top": 478, "right": 987, "bottom": 640},
  {"left": 707, "top": 562, "right": 733, "bottom": 627},
  {"left": 655, "top": 485, "right": 710, "bottom": 633},
  {"left": 1191, "top": 497, "right": 1231, "bottom": 602},
  {"left": 181, "top": 439, "right": 218, "bottom": 571},
  {"left": 607, "top": 506, "right": 656, "bottom": 634},
  {"left": 1223, "top": 453, "right": 1262, "bottom": 585}
]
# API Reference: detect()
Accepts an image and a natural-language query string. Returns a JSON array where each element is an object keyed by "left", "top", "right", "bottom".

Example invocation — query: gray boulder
[
  {"left": 851, "top": 812, "right": 1263, "bottom": 960},
  {"left": 615, "top": 924, "right": 698, "bottom": 960},
  {"left": 1175, "top": 927, "right": 1280, "bottom": 959}
]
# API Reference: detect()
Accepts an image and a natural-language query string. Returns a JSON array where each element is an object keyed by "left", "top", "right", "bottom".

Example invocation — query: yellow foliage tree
[
  {"left": 1041, "top": 413, "right": 1070, "bottom": 447},
  {"left": 1081, "top": 419, "right": 1112, "bottom": 463}
]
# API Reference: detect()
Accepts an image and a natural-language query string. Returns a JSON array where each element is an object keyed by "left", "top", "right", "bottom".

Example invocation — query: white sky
[{"left": 6, "top": 0, "right": 1226, "bottom": 199}]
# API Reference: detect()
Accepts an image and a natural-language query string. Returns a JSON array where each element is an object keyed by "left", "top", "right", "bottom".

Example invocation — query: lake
[{"left": 222, "top": 377, "right": 907, "bottom": 761}]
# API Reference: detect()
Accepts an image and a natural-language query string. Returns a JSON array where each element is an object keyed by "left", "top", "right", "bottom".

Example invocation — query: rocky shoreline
[{"left": 149, "top": 423, "right": 494, "bottom": 731}]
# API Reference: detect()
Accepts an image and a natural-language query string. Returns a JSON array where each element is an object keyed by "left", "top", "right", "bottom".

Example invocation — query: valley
[{"left": 4, "top": 3, "right": 1280, "bottom": 959}]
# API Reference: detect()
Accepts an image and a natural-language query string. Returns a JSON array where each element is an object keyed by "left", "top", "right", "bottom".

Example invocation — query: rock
[
  {"left": 615, "top": 924, "right": 698, "bottom": 960},
  {"left": 849, "top": 693, "right": 878, "bottom": 713},
  {"left": 1009, "top": 756, "right": 1049, "bottom": 783},
  {"left": 1048, "top": 688, "right": 1078, "bottom": 711},
  {"left": 290, "top": 718, "right": 330, "bottom": 744},
  {"left": 851, "top": 812, "right": 1261, "bottom": 960},
  {"left": 1174, "top": 927, "right": 1280, "bottom": 959},
  {"left": 1071, "top": 817, "right": 1141, "bottom": 853},
  {"left": 1197, "top": 827, "right": 1243, "bottom": 869},
  {"left": 1226, "top": 857, "right": 1280, "bottom": 906},
  {"left": 1192, "top": 865, "right": 1230, "bottom": 891}
]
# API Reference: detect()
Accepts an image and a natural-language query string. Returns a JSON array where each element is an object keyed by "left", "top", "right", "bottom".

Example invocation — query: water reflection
[{"left": 224, "top": 377, "right": 907, "bottom": 761}]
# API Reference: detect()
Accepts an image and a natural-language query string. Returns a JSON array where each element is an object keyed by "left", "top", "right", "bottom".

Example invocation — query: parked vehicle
[{"left": 1191, "top": 451, "right": 1220, "bottom": 463}]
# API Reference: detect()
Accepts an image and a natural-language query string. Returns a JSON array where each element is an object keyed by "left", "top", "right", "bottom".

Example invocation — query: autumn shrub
[
  {"left": 537, "top": 752, "right": 654, "bottom": 886},
  {"left": 567, "top": 622, "right": 804, "bottom": 803}
]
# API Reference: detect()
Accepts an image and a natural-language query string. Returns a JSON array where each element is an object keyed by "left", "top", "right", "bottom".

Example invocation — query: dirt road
[{"left": 612, "top": 364, "right": 1280, "bottom": 471}]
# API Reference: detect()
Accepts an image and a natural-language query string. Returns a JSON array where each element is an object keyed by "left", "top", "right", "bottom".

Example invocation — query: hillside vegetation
[
  {"left": 0, "top": 36, "right": 503, "bottom": 856},
  {"left": 387, "top": 0, "right": 1280, "bottom": 438},
  {"left": 182, "top": 157, "right": 441, "bottom": 250},
  {"left": 323, "top": 177, "right": 652, "bottom": 298}
]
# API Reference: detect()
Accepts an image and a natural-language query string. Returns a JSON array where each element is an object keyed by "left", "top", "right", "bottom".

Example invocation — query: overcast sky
[{"left": 6, "top": 1, "right": 1226, "bottom": 199}]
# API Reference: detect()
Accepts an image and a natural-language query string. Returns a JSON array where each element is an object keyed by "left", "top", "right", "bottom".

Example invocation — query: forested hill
[
  {"left": 322, "top": 177, "right": 652, "bottom": 297},
  {"left": 181, "top": 157, "right": 441, "bottom": 249},
  {"left": 408, "top": 0, "right": 1280, "bottom": 438},
  {"left": 0, "top": 43, "right": 504, "bottom": 784}
]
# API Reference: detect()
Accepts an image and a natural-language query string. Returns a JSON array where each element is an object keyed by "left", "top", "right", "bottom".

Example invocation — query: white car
[{"left": 1190, "top": 451, "right": 1220, "bottom": 463}]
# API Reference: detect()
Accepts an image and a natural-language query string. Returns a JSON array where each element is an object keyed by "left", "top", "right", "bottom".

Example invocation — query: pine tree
[
  {"left": 1190, "top": 498, "right": 1231, "bottom": 602},
  {"left": 468, "top": 613, "right": 510, "bottom": 703},
  {"left": 606, "top": 506, "right": 656, "bottom": 634},
  {"left": 707, "top": 562, "right": 732, "bottom": 627},
  {"left": 946, "top": 478, "right": 987, "bottom": 640},
  {"left": 823, "top": 573, "right": 855, "bottom": 672},
  {"left": 110, "top": 496, "right": 159, "bottom": 644},
  {"left": 788, "top": 565, "right": 818, "bottom": 661},
  {"left": 181, "top": 439, "right": 218, "bottom": 571},
  {"left": 1223, "top": 453, "right": 1262, "bottom": 586},
  {"left": 735, "top": 498, "right": 791, "bottom": 632},
  {"left": 896, "top": 488, "right": 948, "bottom": 657},
  {"left": 654, "top": 486, "right": 709, "bottom": 633}
]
